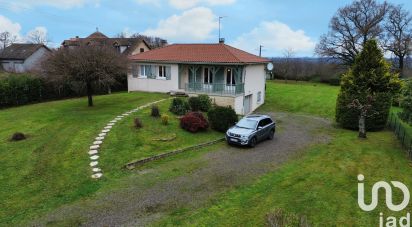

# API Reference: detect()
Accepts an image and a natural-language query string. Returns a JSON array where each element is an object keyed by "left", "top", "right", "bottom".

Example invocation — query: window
[
  {"left": 204, "top": 67, "right": 213, "bottom": 84},
  {"left": 226, "top": 68, "right": 235, "bottom": 85},
  {"left": 158, "top": 66, "right": 166, "bottom": 78},
  {"left": 140, "top": 48, "right": 145, "bottom": 53},
  {"left": 258, "top": 118, "right": 272, "bottom": 128},
  {"left": 158, "top": 65, "right": 171, "bottom": 79},
  {"left": 257, "top": 91, "right": 262, "bottom": 104},
  {"left": 139, "top": 65, "right": 152, "bottom": 77}
]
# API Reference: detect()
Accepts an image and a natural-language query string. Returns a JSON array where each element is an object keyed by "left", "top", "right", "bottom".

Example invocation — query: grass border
[{"left": 124, "top": 138, "right": 225, "bottom": 169}]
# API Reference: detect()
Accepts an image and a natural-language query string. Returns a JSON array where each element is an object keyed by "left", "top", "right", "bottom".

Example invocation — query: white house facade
[
  {"left": 0, "top": 44, "right": 51, "bottom": 73},
  {"left": 127, "top": 43, "right": 269, "bottom": 115}
]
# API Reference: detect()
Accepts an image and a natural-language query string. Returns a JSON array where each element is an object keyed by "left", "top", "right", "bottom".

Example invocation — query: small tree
[
  {"left": 348, "top": 95, "right": 377, "bottom": 138},
  {"left": 44, "top": 46, "right": 127, "bottom": 107}
]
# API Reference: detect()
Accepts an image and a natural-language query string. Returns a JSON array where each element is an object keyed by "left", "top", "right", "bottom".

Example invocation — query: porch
[{"left": 178, "top": 64, "right": 245, "bottom": 97}]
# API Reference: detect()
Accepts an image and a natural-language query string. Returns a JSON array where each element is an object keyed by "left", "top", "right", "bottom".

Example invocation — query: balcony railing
[{"left": 185, "top": 83, "right": 244, "bottom": 96}]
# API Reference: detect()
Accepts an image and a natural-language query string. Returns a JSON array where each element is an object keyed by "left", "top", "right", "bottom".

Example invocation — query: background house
[
  {"left": 0, "top": 44, "right": 51, "bottom": 73},
  {"left": 128, "top": 43, "right": 269, "bottom": 115},
  {"left": 62, "top": 31, "right": 153, "bottom": 56}
]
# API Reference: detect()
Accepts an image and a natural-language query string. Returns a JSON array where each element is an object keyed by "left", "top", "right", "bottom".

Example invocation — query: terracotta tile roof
[
  {"left": 129, "top": 43, "right": 270, "bottom": 64},
  {"left": 0, "top": 44, "right": 51, "bottom": 60}
]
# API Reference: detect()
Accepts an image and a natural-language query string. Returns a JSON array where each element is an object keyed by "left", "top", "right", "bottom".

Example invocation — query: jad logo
[{"left": 358, "top": 174, "right": 410, "bottom": 227}]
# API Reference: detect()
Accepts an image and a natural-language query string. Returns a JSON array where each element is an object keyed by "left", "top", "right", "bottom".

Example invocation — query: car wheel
[
  {"left": 268, "top": 129, "right": 275, "bottom": 140},
  {"left": 249, "top": 137, "right": 257, "bottom": 148}
]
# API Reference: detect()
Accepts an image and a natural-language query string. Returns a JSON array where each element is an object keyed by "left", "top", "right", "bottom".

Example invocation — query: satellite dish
[{"left": 267, "top": 62, "right": 274, "bottom": 71}]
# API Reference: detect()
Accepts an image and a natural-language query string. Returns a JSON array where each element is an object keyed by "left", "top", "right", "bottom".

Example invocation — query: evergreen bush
[{"left": 207, "top": 106, "right": 238, "bottom": 132}]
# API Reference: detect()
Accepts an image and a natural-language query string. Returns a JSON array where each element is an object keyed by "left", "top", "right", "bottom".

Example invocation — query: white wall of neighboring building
[
  {"left": 128, "top": 63, "right": 179, "bottom": 93},
  {"left": 23, "top": 47, "right": 49, "bottom": 71},
  {"left": 243, "top": 64, "right": 266, "bottom": 114},
  {"left": 1, "top": 47, "right": 49, "bottom": 73}
]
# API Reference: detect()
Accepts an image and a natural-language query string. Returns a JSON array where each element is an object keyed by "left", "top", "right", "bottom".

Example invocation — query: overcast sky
[{"left": 1, "top": 0, "right": 412, "bottom": 57}]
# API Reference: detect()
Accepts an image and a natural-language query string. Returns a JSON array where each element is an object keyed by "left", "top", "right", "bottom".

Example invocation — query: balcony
[{"left": 185, "top": 83, "right": 244, "bottom": 96}]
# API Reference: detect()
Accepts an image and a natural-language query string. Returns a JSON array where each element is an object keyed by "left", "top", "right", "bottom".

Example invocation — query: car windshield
[{"left": 236, "top": 118, "right": 258, "bottom": 129}]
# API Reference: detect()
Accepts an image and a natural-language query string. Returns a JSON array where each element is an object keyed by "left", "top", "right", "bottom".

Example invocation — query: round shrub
[
  {"left": 198, "top": 94, "right": 212, "bottom": 112},
  {"left": 207, "top": 106, "right": 238, "bottom": 132},
  {"left": 134, "top": 117, "right": 143, "bottom": 128},
  {"left": 11, "top": 132, "right": 26, "bottom": 141},
  {"left": 161, "top": 114, "right": 169, "bottom": 125},
  {"left": 169, "top": 98, "right": 190, "bottom": 115},
  {"left": 180, "top": 112, "right": 209, "bottom": 133},
  {"left": 188, "top": 96, "right": 201, "bottom": 111},
  {"left": 151, "top": 105, "right": 160, "bottom": 117}
]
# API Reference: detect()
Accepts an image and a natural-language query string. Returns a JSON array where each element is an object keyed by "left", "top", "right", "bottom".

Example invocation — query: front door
[{"left": 244, "top": 95, "right": 252, "bottom": 115}]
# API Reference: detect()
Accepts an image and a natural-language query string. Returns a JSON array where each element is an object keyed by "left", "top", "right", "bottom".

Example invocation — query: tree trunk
[
  {"left": 399, "top": 56, "right": 404, "bottom": 77},
  {"left": 87, "top": 81, "right": 93, "bottom": 107},
  {"left": 358, "top": 115, "right": 367, "bottom": 138}
]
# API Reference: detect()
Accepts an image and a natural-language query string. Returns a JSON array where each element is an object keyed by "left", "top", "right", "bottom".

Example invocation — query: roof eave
[{"left": 129, "top": 59, "right": 269, "bottom": 65}]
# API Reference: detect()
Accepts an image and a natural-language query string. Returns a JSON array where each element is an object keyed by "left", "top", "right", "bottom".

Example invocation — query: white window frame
[
  {"left": 203, "top": 67, "right": 213, "bottom": 84},
  {"left": 158, "top": 66, "right": 167, "bottom": 79},
  {"left": 139, "top": 65, "right": 150, "bottom": 78},
  {"left": 226, "top": 68, "right": 235, "bottom": 86}
]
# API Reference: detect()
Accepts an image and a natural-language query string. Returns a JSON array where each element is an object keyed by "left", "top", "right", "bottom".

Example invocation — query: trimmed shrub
[
  {"left": 336, "top": 40, "right": 401, "bottom": 130},
  {"left": 161, "top": 114, "right": 169, "bottom": 125},
  {"left": 207, "top": 106, "right": 238, "bottom": 132},
  {"left": 180, "top": 112, "right": 209, "bottom": 133},
  {"left": 169, "top": 98, "right": 190, "bottom": 115},
  {"left": 198, "top": 94, "right": 212, "bottom": 112},
  {"left": 188, "top": 96, "right": 201, "bottom": 111},
  {"left": 134, "top": 117, "right": 143, "bottom": 128},
  {"left": 11, "top": 132, "right": 26, "bottom": 141},
  {"left": 151, "top": 105, "right": 160, "bottom": 117}
]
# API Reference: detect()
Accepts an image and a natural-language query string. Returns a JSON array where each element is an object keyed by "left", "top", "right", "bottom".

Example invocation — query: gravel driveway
[{"left": 31, "top": 112, "right": 332, "bottom": 226}]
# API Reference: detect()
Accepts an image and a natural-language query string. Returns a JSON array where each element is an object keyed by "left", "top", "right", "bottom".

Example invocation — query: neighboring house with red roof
[
  {"left": 128, "top": 42, "right": 270, "bottom": 114},
  {"left": 0, "top": 44, "right": 51, "bottom": 73},
  {"left": 62, "top": 31, "right": 152, "bottom": 56}
]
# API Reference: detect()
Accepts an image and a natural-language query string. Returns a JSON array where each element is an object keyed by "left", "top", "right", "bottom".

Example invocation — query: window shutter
[{"left": 166, "top": 66, "right": 171, "bottom": 80}]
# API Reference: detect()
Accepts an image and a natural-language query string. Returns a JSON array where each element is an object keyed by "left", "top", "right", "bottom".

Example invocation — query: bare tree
[
  {"left": 348, "top": 95, "right": 377, "bottom": 138},
  {"left": 316, "top": 0, "right": 388, "bottom": 66},
  {"left": 383, "top": 4, "right": 412, "bottom": 75},
  {"left": 44, "top": 46, "right": 128, "bottom": 106},
  {"left": 276, "top": 48, "right": 296, "bottom": 82},
  {"left": 0, "top": 31, "right": 17, "bottom": 49},
  {"left": 27, "top": 28, "right": 50, "bottom": 45}
]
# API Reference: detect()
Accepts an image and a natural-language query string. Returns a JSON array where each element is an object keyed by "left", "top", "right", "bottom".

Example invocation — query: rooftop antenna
[
  {"left": 259, "top": 45, "right": 264, "bottom": 57},
  {"left": 218, "top": 16, "right": 227, "bottom": 43},
  {"left": 96, "top": 27, "right": 99, "bottom": 32}
]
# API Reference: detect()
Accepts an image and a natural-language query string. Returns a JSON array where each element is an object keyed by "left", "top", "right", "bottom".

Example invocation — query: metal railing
[
  {"left": 388, "top": 112, "right": 412, "bottom": 159},
  {"left": 184, "top": 83, "right": 244, "bottom": 96}
]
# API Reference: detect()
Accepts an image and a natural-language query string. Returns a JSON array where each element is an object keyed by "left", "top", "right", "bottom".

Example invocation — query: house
[
  {"left": 0, "top": 44, "right": 51, "bottom": 73},
  {"left": 128, "top": 42, "right": 270, "bottom": 115},
  {"left": 62, "top": 31, "right": 152, "bottom": 56}
]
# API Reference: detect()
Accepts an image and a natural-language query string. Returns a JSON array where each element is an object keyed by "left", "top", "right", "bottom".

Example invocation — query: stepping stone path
[{"left": 87, "top": 98, "right": 169, "bottom": 179}]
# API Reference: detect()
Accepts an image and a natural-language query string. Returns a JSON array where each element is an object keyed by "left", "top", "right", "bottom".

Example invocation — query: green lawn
[
  {"left": 155, "top": 81, "right": 412, "bottom": 226},
  {"left": 0, "top": 92, "right": 222, "bottom": 225},
  {"left": 2, "top": 80, "right": 409, "bottom": 226},
  {"left": 259, "top": 80, "right": 340, "bottom": 118},
  {"left": 100, "top": 100, "right": 223, "bottom": 178}
]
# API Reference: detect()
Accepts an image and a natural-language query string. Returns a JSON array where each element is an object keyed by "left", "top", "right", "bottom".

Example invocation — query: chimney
[{"left": 219, "top": 38, "right": 225, "bottom": 44}]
